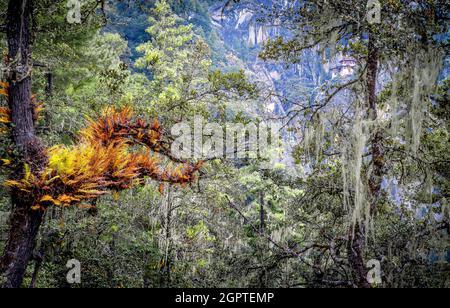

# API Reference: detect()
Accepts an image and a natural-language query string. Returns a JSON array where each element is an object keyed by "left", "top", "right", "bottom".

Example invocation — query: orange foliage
[
  {"left": 0, "top": 107, "right": 11, "bottom": 124},
  {"left": 3, "top": 105, "right": 203, "bottom": 211},
  {"left": 0, "top": 82, "right": 10, "bottom": 124},
  {"left": 81, "top": 106, "right": 163, "bottom": 151},
  {"left": 0, "top": 82, "right": 43, "bottom": 125},
  {"left": 0, "top": 81, "right": 8, "bottom": 96}
]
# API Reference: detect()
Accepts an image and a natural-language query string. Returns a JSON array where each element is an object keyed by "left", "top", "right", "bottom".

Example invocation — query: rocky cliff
[
  {"left": 104, "top": 0, "right": 355, "bottom": 117},
  {"left": 207, "top": 0, "right": 353, "bottom": 117}
]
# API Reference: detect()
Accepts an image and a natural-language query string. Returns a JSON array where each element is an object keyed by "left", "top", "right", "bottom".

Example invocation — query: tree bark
[
  {"left": 45, "top": 72, "right": 53, "bottom": 99},
  {"left": 347, "top": 30, "right": 380, "bottom": 288},
  {"left": 160, "top": 187, "right": 172, "bottom": 287},
  {"left": 0, "top": 0, "right": 47, "bottom": 288},
  {"left": 2, "top": 201, "right": 43, "bottom": 288},
  {"left": 347, "top": 224, "right": 371, "bottom": 288},
  {"left": 29, "top": 213, "right": 54, "bottom": 288},
  {"left": 367, "top": 35, "right": 383, "bottom": 214},
  {"left": 29, "top": 239, "right": 46, "bottom": 288},
  {"left": 259, "top": 191, "right": 265, "bottom": 233}
]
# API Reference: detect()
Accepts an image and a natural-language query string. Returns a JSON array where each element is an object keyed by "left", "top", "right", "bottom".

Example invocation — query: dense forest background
[{"left": 0, "top": 0, "right": 448, "bottom": 288}]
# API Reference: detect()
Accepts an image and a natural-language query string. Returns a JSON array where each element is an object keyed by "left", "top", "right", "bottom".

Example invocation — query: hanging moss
[{"left": 409, "top": 49, "right": 443, "bottom": 154}]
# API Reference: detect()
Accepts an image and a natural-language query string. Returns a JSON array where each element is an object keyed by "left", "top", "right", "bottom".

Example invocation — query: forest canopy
[{"left": 0, "top": 0, "right": 448, "bottom": 289}]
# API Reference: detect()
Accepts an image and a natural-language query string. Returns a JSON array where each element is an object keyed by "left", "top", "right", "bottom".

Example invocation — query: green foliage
[
  {"left": 0, "top": 0, "right": 448, "bottom": 289},
  {"left": 133, "top": 0, "right": 256, "bottom": 124}
]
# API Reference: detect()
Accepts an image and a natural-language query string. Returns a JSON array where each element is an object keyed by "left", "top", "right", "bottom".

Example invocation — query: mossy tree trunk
[
  {"left": 1, "top": 0, "right": 47, "bottom": 288},
  {"left": 347, "top": 30, "right": 381, "bottom": 289}
]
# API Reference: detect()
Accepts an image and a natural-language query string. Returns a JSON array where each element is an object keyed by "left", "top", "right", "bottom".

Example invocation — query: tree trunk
[
  {"left": 160, "top": 187, "right": 172, "bottom": 287},
  {"left": 29, "top": 236, "right": 46, "bottom": 288},
  {"left": 2, "top": 200, "right": 43, "bottom": 288},
  {"left": 259, "top": 191, "right": 265, "bottom": 233},
  {"left": 367, "top": 35, "right": 383, "bottom": 214},
  {"left": 29, "top": 212, "right": 54, "bottom": 288},
  {"left": 347, "top": 224, "right": 371, "bottom": 288},
  {"left": 45, "top": 72, "right": 53, "bottom": 99},
  {"left": 347, "top": 30, "right": 380, "bottom": 288},
  {"left": 0, "top": 0, "right": 47, "bottom": 288}
]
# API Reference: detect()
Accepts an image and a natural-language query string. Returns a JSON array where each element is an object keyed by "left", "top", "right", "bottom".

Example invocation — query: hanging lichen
[
  {"left": 350, "top": 105, "right": 370, "bottom": 230},
  {"left": 408, "top": 48, "right": 443, "bottom": 154},
  {"left": 424, "top": 168, "right": 434, "bottom": 205},
  {"left": 389, "top": 73, "right": 401, "bottom": 138},
  {"left": 341, "top": 144, "right": 350, "bottom": 212},
  {"left": 302, "top": 124, "right": 313, "bottom": 164},
  {"left": 314, "top": 113, "right": 325, "bottom": 164},
  {"left": 300, "top": 112, "right": 326, "bottom": 168}
]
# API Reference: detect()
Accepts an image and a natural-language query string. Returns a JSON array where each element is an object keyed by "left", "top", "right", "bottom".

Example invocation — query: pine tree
[
  {"left": 0, "top": 0, "right": 202, "bottom": 288},
  {"left": 135, "top": 0, "right": 256, "bottom": 123}
]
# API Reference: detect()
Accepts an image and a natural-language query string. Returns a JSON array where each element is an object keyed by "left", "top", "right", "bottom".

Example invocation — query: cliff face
[
  {"left": 207, "top": 0, "right": 344, "bottom": 116},
  {"left": 210, "top": 3, "right": 273, "bottom": 48},
  {"left": 208, "top": 1, "right": 290, "bottom": 114}
]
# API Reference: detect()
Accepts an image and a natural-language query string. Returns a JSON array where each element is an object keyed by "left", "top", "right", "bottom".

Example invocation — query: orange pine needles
[
  {"left": 0, "top": 82, "right": 10, "bottom": 124},
  {"left": 0, "top": 107, "right": 11, "bottom": 124},
  {"left": 0, "top": 81, "right": 8, "bottom": 96},
  {"left": 3, "top": 105, "right": 203, "bottom": 211},
  {"left": 80, "top": 106, "right": 163, "bottom": 151},
  {"left": 0, "top": 82, "right": 43, "bottom": 125}
]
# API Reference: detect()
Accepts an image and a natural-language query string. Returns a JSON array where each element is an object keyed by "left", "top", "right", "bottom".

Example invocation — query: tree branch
[{"left": 225, "top": 195, "right": 329, "bottom": 259}]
